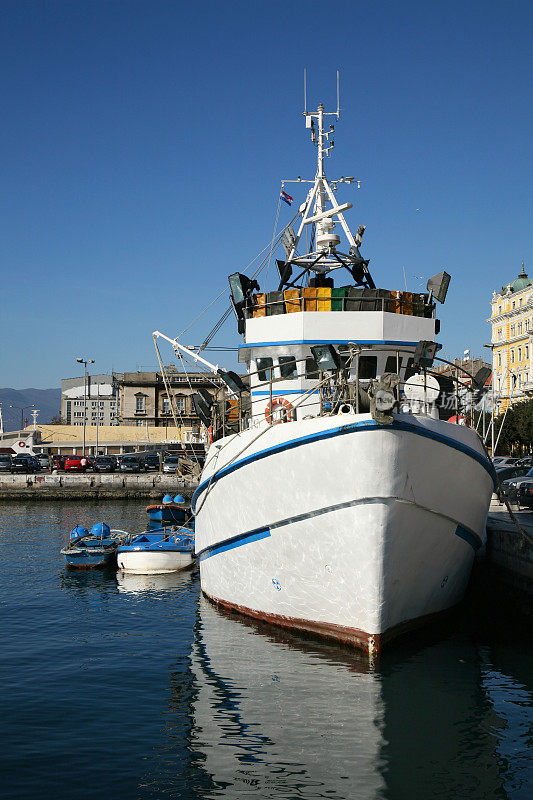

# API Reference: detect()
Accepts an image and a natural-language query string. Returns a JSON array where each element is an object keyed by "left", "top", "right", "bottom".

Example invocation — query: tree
[{"left": 494, "top": 399, "right": 533, "bottom": 455}]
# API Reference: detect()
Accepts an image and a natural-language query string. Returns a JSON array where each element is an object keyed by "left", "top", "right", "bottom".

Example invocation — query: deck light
[
  {"left": 310, "top": 344, "right": 341, "bottom": 372},
  {"left": 412, "top": 340, "right": 439, "bottom": 369},
  {"left": 426, "top": 271, "right": 451, "bottom": 304},
  {"left": 473, "top": 367, "right": 491, "bottom": 391},
  {"left": 191, "top": 390, "right": 212, "bottom": 428},
  {"left": 217, "top": 370, "right": 249, "bottom": 395}
]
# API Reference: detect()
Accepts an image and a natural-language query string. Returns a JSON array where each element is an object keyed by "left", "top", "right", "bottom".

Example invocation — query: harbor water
[{"left": 0, "top": 501, "right": 531, "bottom": 800}]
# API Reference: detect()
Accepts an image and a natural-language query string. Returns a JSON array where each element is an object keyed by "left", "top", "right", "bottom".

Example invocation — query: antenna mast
[{"left": 278, "top": 72, "right": 374, "bottom": 290}]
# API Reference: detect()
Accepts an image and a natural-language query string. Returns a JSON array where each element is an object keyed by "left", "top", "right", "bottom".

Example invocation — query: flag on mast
[{"left": 280, "top": 189, "right": 293, "bottom": 206}]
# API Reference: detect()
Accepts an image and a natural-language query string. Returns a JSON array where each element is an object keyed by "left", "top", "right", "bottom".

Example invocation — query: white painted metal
[{"left": 117, "top": 549, "right": 194, "bottom": 575}]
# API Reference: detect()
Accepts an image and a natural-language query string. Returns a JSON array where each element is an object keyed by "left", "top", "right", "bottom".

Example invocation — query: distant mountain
[{"left": 0, "top": 388, "right": 61, "bottom": 432}]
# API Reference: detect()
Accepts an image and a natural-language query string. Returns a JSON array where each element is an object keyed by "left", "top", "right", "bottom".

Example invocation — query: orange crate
[
  {"left": 302, "top": 287, "right": 317, "bottom": 311},
  {"left": 400, "top": 291, "right": 413, "bottom": 315},
  {"left": 389, "top": 290, "right": 402, "bottom": 314},
  {"left": 317, "top": 287, "right": 332, "bottom": 311},
  {"left": 253, "top": 293, "right": 267, "bottom": 318},
  {"left": 284, "top": 288, "right": 301, "bottom": 313}
]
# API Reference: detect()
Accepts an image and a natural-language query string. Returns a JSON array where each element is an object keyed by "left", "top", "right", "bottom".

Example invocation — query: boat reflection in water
[
  {"left": 183, "top": 598, "right": 512, "bottom": 800},
  {"left": 116, "top": 569, "right": 194, "bottom": 595}
]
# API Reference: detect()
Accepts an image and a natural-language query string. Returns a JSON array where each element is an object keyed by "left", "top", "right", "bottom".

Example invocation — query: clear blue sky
[{"left": 1, "top": 0, "right": 531, "bottom": 387}]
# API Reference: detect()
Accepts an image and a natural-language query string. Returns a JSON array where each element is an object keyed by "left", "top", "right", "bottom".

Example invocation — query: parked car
[
  {"left": 0, "top": 454, "right": 12, "bottom": 472},
  {"left": 93, "top": 456, "right": 115, "bottom": 473},
  {"left": 144, "top": 453, "right": 160, "bottom": 471},
  {"left": 517, "top": 479, "right": 533, "bottom": 509},
  {"left": 51, "top": 455, "right": 69, "bottom": 471},
  {"left": 36, "top": 453, "right": 50, "bottom": 470},
  {"left": 162, "top": 455, "right": 181, "bottom": 474},
  {"left": 494, "top": 465, "right": 532, "bottom": 501},
  {"left": 515, "top": 456, "right": 533, "bottom": 469},
  {"left": 492, "top": 457, "right": 518, "bottom": 467},
  {"left": 11, "top": 455, "right": 37, "bottom": 473},
  {"left": 119, "top": 455, "right": 144, "bottom": 473},
  {"left": 64, "top": 456, "right": 89, "bottom": 472}
]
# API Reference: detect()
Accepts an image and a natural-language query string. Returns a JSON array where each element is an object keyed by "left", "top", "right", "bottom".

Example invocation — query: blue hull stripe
[
  {"left": 197, "top": 501, "right": 483, "bottom": 561},
  {"left": 240, "top": 339, "right": 422, "bottom": 349},
  {"left": 198, "top": 527, "right": 271, "bottom": 562},
  {"left": 193, "top": 419, "right": 496, "bottom": 511}
]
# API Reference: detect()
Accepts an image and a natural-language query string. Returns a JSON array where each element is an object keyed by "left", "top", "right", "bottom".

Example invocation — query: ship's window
[
  {"left": 358, "top": 356, "right": 377, "bottom": 380},
  {"left": 256, "top": 357, "right": 273, "bottom": 382},
  {"left": 305, "top": 356, "right": 319, "bottom": 378},
  {"left": 278, "top": 356, "right": 297, "bottom": 379},
  {"left": 385, "top": 355, "right": 402, "bottom": 373}
]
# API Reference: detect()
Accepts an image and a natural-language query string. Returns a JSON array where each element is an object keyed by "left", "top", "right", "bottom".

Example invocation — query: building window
[
  {"left": 498, "top": 306, "right": 502, "bottom": 315},
  {"left": 510, "top": 324, "right": 515, "bottom": 338},
  {"left": 136, "top": 396, "right": 145, "bottom": 412},
  {"left": 498, "top": 353, "right": 502, "bottom": 367},
  {"left": 176, "top": 396, "right": 185, "bottom": 412},
  {"left": 526, "top": 346, "right": 529, "bottom": 359},
  {"left": 497, "top": 378, "right": 501, "bottom": 392},
  {"left": 511, "top": 350, "right": 515, "bottom": 363},
  {"left": 518, "top": 347, "right": 522, "bottom": 361},
  {"left": 518, "top": 322, "right": 523, "bottom": 335},
  {"left": 497, "top": 328, "right": 502, "bottom": 341},
  {"left": 162, "top": 397, "right": 170, "bottom": 414},
  {"left": 512, "top": 301, "right": 516, "bottom": 309},
  {"left": 136, "top": 419, "right": 144, "bottom": 427},
  {"left": 519, "top": 298, "right": 523, "bottom": 306}
]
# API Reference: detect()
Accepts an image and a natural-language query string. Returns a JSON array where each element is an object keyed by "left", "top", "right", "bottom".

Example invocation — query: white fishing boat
[
  {"left": 154, "top": 81, "right": 494, "bottom": 654},
  {"left": 116, "top": 528, "right": 195, "bottom": 575}
]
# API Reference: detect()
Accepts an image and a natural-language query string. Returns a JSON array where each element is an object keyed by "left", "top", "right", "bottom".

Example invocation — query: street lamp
[
  {"left": 76, "top": 357, "right": 94, "bottom": 456},
  {"left": 9, "top": 404, "right": 35, "bottom": 431}
]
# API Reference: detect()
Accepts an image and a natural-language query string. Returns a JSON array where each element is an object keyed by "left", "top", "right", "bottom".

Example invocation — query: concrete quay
[
  {"left": 483, "top": 500, "right": 533, "bottom": 605},
  {"left": 0, "top": 473, "right": 199, "bottom": 501}
]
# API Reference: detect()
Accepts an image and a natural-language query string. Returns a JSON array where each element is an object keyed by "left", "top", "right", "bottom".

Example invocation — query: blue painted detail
[
  {"left": 192, "top": 419, "right": 496, "bottom": 511},
  {"left": 241, "top": 339, "right": 423, "bottom": 349},
  {"left": 272, "top": 579, "right": 282, "bottom": 591},
  {"left": 197, "top": 527, "right": 271, "bottom": 561},
  {"left": 454, "top": 524, "right": 482, "bottom": 551},
  {"left": 251, "top": 389, "right": 319, "bottom": 396}
]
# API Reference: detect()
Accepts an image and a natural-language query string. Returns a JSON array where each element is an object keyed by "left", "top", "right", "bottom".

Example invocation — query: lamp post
[
  {"left": 9, "top": 404, "right": 35, "bottom": 431},
  {"left": 76, "top": 357, "right": 94, "bottom": 456}
]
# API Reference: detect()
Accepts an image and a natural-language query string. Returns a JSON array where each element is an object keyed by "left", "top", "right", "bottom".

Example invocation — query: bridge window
[
  {"left": 278, "top": 356, "right": 297, "bottom": 379},
  {"left": 305, "top": 356, "right": 319, "bottom": 379},
  {"left": 385, "top": 355, "right": 402, "bottom": 373},
  {"left": 359, "top": 356, "right": 377, "bottom": 380},
  {"left": 256, "top": 357, "right": 273, "bottom": 382}
]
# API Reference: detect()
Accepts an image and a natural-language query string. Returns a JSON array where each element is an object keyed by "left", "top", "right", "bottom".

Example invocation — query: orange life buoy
[
  {"left": 265, "top": 397, "right": 293, "bottom": 424},
  {"left": 208, "top": 426, "right": 213, "bottom": 444},
  {"left": 18, "top": 440, "right": 25, "bottom": 448}
]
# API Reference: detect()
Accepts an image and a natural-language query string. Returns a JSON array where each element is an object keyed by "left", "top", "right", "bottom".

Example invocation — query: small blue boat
[
  {"left": 146, "top": 495, "right": 193, "bottom": 528},
  {"left": 61, "top": 523, "right": 123, "bottom": 569},
  {"left": 117, "top": 527, "right": 195, "bottom": 574}
]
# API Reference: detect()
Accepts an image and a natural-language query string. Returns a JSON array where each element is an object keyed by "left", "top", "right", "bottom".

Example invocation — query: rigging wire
[{"left": 264, "top": 188, "right": 283, "bottom": 284}]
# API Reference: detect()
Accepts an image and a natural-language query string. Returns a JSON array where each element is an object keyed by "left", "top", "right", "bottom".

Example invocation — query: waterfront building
[
  {"left": 61, "top": 373, "right": 122, "bottom": 426},
  {"left": 489, "top": 263, "right": 533, "bottom": 413},
  {"left": 119, "top": 367, "right": 247, "bottom": 429}
]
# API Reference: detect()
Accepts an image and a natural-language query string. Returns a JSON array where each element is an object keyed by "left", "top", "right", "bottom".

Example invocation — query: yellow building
[{"left": 489, "top": 262, "right": 533, "bottom": 413}]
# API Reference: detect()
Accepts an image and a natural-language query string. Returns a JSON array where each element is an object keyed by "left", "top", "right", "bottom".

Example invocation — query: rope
[{"left": 264, "top": 189, "right": 283, "bottom": 284}]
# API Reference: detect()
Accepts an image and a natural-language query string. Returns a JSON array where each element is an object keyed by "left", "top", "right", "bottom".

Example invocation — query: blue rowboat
[
  {"left": 146, "top": 494, "right": 193, "bottom": 527},
  {"left": 117, "top": 527, "right": 195, "bottom": 575},
  {"left": 61, "top": 523, "right": 125, "bottom": 569}
]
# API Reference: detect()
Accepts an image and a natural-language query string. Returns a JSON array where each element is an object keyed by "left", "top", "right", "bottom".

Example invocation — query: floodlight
[
  {"left": 229, "top": 273, "right": 258, "bottom": 306},
  {"left": 196, "top": 387, "right": 214, "bottom": 409},
  {"left": 191, "top": 393, "right": 211, "bottom": 428},
  {"left": 426, "top": 271, "right": 451, "bottom": 304},
  {"left": 412, "top": 340, "right": 439, "bottom": 369},
  {"left": 473, "top": 367, "right": 491, "bottom": 391},
  {"left": 217, "top": 370, "right": 249, "bottom": 394},
  {"left": 276, "top": 259, "right": 293, "bottom": 289},
  {"left": 310, "top": 344, "right": 341, "bottom": 372}
]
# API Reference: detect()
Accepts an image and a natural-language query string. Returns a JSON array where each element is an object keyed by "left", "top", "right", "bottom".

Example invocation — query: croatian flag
[{"left": 280, "top": 189, "right": 293, "bottom": 206}]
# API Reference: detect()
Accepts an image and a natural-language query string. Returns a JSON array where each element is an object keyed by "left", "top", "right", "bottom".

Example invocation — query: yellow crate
[
  {"left": 284, "top": 288, "right": 301, "bottom": 313},
  {"left": 302, "top": 287, "right": 317, "bottom": 311},
  {"left": 253, "top": 293, "right": 267, "bottom": 318},
  {"left": 317, "top": 287, "right": 332, "bottom": 311}
]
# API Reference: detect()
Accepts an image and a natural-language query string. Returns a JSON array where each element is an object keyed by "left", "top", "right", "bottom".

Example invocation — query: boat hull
[
  {"left": 117, "top": 548, "right": 194, "bottom": 574},
  {"left": 194, "top": 413, "right": 494, "bottom": 653},
  {"left": 61, "top": 546, "right": 117, "bottom": 569}
]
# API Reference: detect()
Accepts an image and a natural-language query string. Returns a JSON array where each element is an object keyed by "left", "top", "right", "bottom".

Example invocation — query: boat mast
[{"left": 279, "top": 73, "right": 375, "bottom": 288}]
